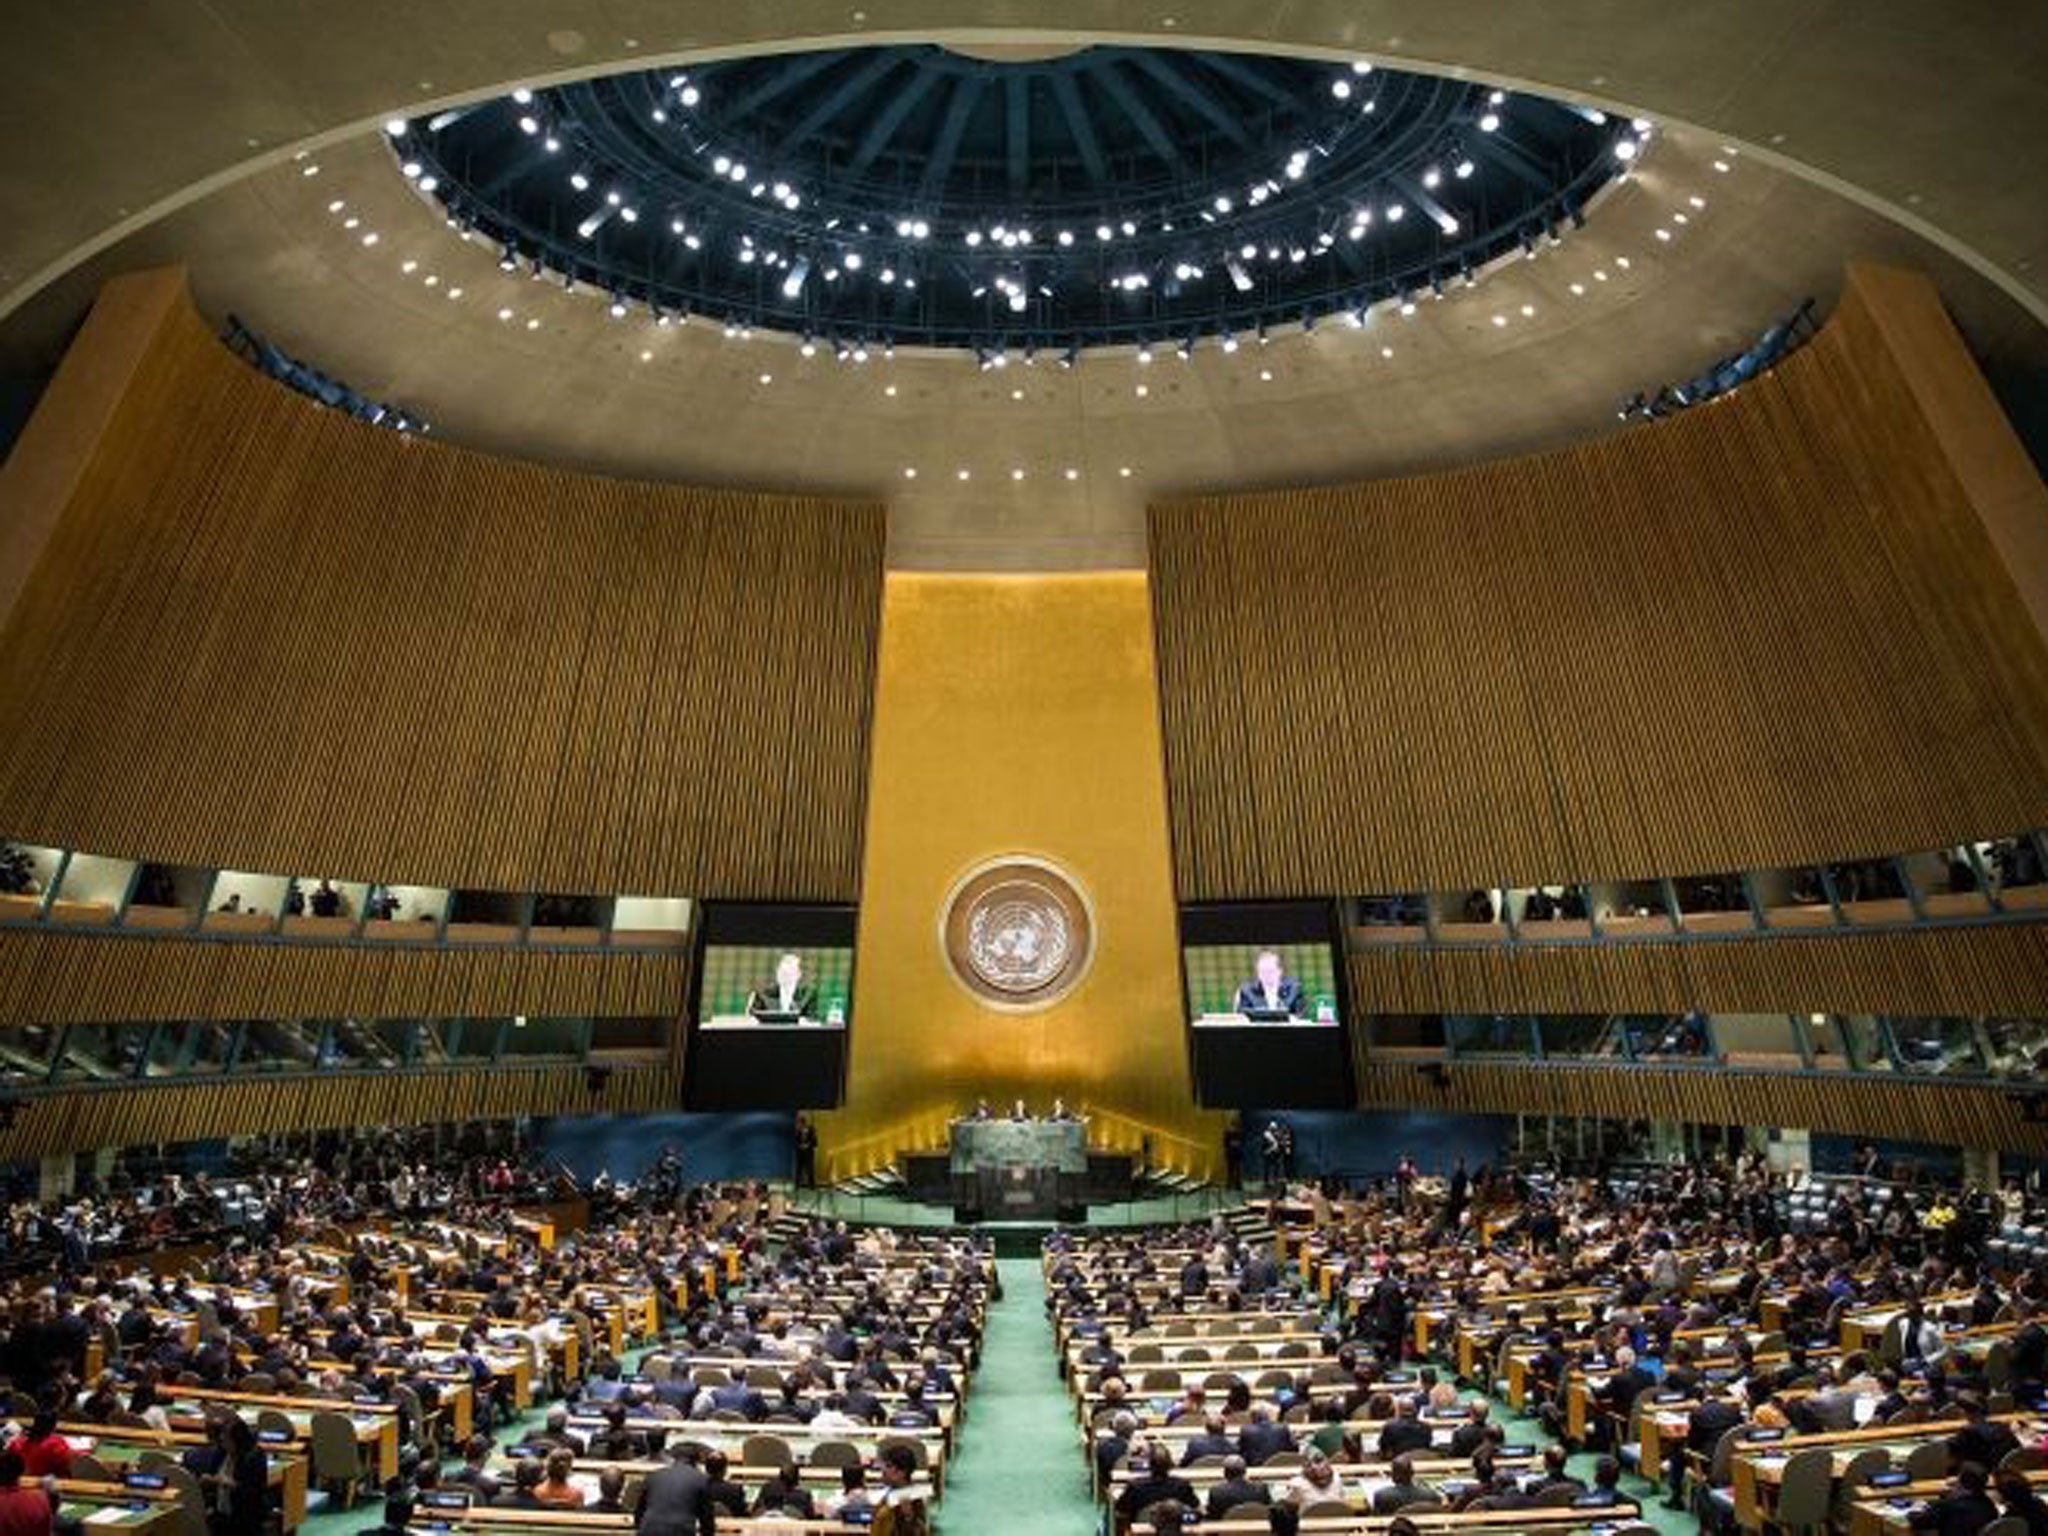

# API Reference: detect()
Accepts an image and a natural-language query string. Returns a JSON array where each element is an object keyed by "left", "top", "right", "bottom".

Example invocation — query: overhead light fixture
[{"left": 781, "top": 257, "right": 811, "bottom": 299}]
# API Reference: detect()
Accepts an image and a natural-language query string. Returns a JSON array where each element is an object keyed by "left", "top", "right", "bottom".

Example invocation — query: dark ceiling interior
[{"left": 401, "top": 44, "right": 1631, "bottom": 352}]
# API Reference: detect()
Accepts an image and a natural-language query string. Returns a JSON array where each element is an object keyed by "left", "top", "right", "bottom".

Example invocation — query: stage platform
[{"left": 784, "top": 1185, "right": 1234, "bottom": 1250}]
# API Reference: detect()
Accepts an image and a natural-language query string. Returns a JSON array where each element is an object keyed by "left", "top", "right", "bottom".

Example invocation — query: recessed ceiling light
[
  {"left": 526, "top": 318, "right": 540, "bottom": 330},
  {"left": 1064, "top": 468, "right": 1080, "bottom": 480},
  {"left": 758, "top": 373, "right": 772, "bottom": 385},
  {"left": 1010, "top": 468, "right": 1025, "bottom": 481},
  {"left": 884, "top": 384, "right": 898, "bottom": 397},
  {"left": 1134, "top": 384, "right": 1149, "bottom": 397},
  {"left": 496, "top": 307, "right": 513, "bottom": 321},
  {"left": 957, "top": 468, "right": 971, "bottom": 480},
  {"left": 903, "top": 467, "right": 917, "bottom": 479},
  {"left": 639, "top": 349, "right": 653, "bottom": 361},
  {"left": 1118, "top": 466, "right": 1133, "bottom": 477},
  {"left": 446, "top": 287, "right": 463, "bottom": 298},
  {"left": 1380, "top": 346, "right": 1393, "bottom": 359},
  {"left": 1520, "top": 303, "right": 1535, "bottom": 316}
]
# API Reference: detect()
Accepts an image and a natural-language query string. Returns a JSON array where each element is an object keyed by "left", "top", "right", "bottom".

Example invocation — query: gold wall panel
[
  {"left": 1353, "top": 1058, "right": 2048, "bottom": 1158},
  {"left": 0, "top": 929, "right": 687, "bottom": 1025},
  {"left": 1348, "top": 924, "right": 2048, "bottom": 1018},
  {"left": 0, "top": 273, "right": 885, "bottom": 900},
  {"left": 0, "top": 1061, "right": 679, "bottom": 1163},
  {"left": 821, "top": 573, "right": 1221, "bottom": 1178},
  {"left": 1149, "top": 265, "right": 2048, "bottom": 898}
]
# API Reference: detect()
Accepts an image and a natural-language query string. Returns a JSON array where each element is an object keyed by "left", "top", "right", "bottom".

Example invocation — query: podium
[{"left": 948, "top": 1119, "right": 1086, "bottom": 1222}]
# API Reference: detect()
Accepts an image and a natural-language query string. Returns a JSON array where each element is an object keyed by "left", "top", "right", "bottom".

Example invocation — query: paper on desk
[{"left": 85, "top": 1507, "right": 136, "bottom": 1525}]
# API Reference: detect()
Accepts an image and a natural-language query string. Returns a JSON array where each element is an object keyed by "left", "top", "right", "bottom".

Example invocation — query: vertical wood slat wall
[
  {"left": 0, "top": 929, "right": 688, "bottom": 1024},
  {"left": 1346, "top": 922, "right": 2048, "bottom": 1018},
  {"left": 0, "top": 1060, "right": 680, "bottom": 1163},
  {"left": 0, "top": 280, "right": 887, "bottom": 900},
  {"left": 1147, "top": 266, "right": 2048, "bottom": 900},
  {"left": 1352, "top": 1058, "right": 2048, "bottom": 1158}
]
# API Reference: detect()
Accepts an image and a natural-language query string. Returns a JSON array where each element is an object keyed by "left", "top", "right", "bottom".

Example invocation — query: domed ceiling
[{"left": 395, "top": 45, "right": 1633, "bottom": 352}]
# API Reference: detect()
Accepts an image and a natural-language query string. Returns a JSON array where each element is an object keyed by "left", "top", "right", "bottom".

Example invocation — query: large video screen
[
  {"left": 685, "top": 904, "right": 856, "bottom": 1110},
  {"left": 1183, "top": 940, "right": 1342, "bottom": 1024},
  {"left": 696, "top": 943, "right": 854, "bottom": 1025},
  {"left": 1182, "top": 901, "right": 1351, "bottom": 1108},
  {"left": 1181, "top": 901, "right": 1344, "bottom": 1025}
]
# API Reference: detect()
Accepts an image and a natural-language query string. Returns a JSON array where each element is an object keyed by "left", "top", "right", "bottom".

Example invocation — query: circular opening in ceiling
[{"left": 394, "top": 45, "right": 1640, "bottom": 355}]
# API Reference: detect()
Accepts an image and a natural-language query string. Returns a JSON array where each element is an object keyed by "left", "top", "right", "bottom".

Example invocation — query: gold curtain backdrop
[{"left": 821, "top": 572, "right": 1222, "bottom": 1180}]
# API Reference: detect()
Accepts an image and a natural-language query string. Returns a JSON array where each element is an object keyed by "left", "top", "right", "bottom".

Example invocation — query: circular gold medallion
[{"left": 940, "top": 856, "right": 1094, "bottom": 1010}]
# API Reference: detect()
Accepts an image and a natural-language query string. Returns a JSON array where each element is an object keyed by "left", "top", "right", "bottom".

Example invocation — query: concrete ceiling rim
[{"left": 7, "top": 26, "right": 2044, "bottom": 336}]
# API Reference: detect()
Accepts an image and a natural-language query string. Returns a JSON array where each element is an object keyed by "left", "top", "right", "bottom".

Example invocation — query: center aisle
[{"left": 939, "top": 1255, "right": 1100, "bottom": 1535}]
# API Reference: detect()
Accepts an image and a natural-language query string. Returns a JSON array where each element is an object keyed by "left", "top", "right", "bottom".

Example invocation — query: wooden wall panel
[
  {"left": 0, "top": 930, "right": 686, "bottom": 1024},
  {"left": 1348, "top": 925, "right": 2048, "bottom": 1018},
  {"left": 1353, "top": 1057, "right": 2048, "bottom": 1157},
  {"left": 0, "top": 274, "right": 885, "bottom": 900},
  {"left": 0, "top": 1060, "right": 679, "bottom": 1163},
  {"left": 1149, "top": 265, "right": 2048, "bottom": 898}
]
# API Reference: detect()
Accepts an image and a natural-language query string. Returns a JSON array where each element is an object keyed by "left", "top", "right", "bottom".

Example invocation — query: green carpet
[{"left": 935, "top": 1256, "right": 1100, "bottom": 1535}]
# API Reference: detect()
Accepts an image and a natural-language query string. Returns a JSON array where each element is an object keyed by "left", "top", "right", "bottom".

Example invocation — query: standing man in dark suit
[
  {"left": 1233, "top": 950, "right": 1307, "bottom": 1018},
  {"left": 636, "top": 1445, "right": 717, "bottom": 1536},
  {"left": 747, "top": 953, "right": 817, "bottom": 1021}
]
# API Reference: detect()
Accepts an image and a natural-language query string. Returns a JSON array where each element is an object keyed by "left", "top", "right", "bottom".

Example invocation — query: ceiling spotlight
[
  {"left": 800, "top": 337, "right": 818, "bottom": 357},
  {"left": 1095, "top": 225, "right": 1113, "bottom": 241},
  {"left": 518, "top": 115, "right": 539, "bottom": 135},
  {"left": 511, "top": 88, "right": 533, "bottom": 105},
  {"left": 1332, "top": 79, "right": 1352, "bottom": 100},
  {"left": 781, "top": 257, "right": 811, "bottom": 299},
  {"left": 1479, "top": 112, "right": 1501, "bottom": 132},
  {"left": 1057, "top": 230, "right": 1074, "bottom": 246},
  {"left": 1455, "top": 159, "right": 1475, "bottom": 178},
  {"left": 1136, "top": 345, "right": 1153, "bottom": 364},
  {"left": 570, "top": 170, "right": 591, "bottom": 191},
  {"left": 1614, "top": 138, "right": 1639, "bottom": 161},
  {"left": 1226, "top": 259, "right": 1254, "bottom": 292},
  {"left": 384, "top": 118, "right": 408, "bottom": 137},
  {"left": 1057, "top": 345, "right": 1079, "bottom": 369},
  {"left": 680, "top": 86, "right": 701, "bottom": 106},
  {"left": 1422, "top": 167, "right": 1441, "bottom": 189},
  {"left": 1176, "top": 336, "right": 1194, "bottom": 360},
  {"left": 607, "top": 295, "right": 627, "bottom": 318}
]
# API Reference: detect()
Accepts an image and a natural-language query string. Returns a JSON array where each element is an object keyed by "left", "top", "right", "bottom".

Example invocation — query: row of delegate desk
[
  {"left": 1046, "top": 1240, "right": 1648, "bottom": 1536},
  {"left": 68, "top": 1209, "right": 985, "bottom": 1535},
  {"left": 1237, "top": 1202, "right": 2048, "bottom": 1532}
]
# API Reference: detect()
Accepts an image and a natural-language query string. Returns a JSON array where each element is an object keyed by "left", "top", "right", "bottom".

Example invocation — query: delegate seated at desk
[
  {"left": 1232, "top": 950, "right": 1307, "bottom": 1019},
  {"left": 746, "top": 952, "right": 818, "bottom": 1022}
]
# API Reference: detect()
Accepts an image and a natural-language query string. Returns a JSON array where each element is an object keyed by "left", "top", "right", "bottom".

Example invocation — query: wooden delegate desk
[
  {"left": 52, "top": 1478, "right": 185, "bottom": 1536},
  {"left": 1132, "top": 1502, "right": 1640, "bottom": 1536},
  {"left": 166, "top": 1385, "right": 401, "bottom": 1483},
  {"left": 1729, "top": 1414, "right": 2048, "bottom": 1530},
  {"left": 561, "top": 1416, "right": 949, "bottom": 1491},
  {"left": 439, "top": 1512, "right": 865, "bottom": 1536},
  {"left": 1846, "top": 1468, "right": 2048, "bottom": 1536},
  {"left": 485, "top": 1453, "right": 936, "bottom": 1506},
  {"left": 62, "top": 1426, "right": 311, "bottom": 1531}
]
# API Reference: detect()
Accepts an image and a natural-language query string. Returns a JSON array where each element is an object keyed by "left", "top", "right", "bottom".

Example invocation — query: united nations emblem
[{"left": 941, "top": 857, "right": 1094, "bottom": 1010}]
